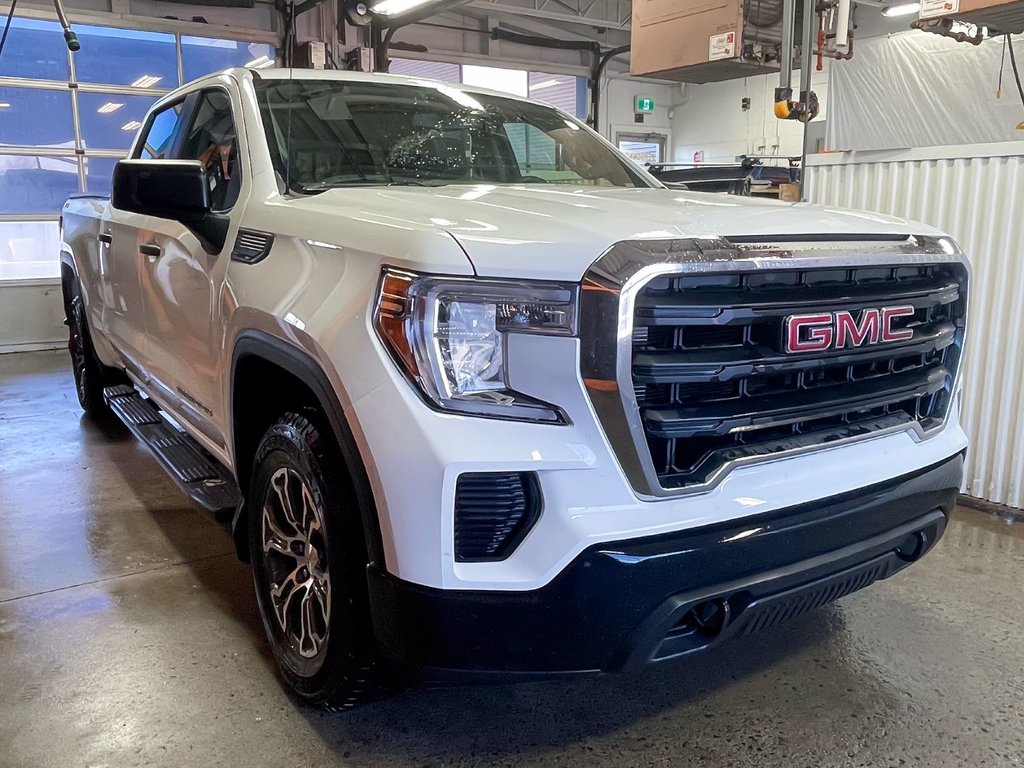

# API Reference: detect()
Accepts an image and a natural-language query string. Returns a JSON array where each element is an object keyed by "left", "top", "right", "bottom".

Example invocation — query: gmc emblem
[{"left": 785, "top": 306, "right": 915, "bottom": 353}]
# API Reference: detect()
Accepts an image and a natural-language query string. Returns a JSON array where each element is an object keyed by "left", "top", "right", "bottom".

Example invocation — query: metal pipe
[
  {"left": 590, "top": 44, "right": 630, "bottom": 132},
  {"left": 799, "top": 0, "right": 814, "bottom": 99},
  {"left": 779, "top": 0, "right": 795, "bottom": 91}
]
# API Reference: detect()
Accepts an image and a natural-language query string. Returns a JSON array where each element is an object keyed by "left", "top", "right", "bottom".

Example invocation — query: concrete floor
[{"left": 1, "top": 350, "right": 1023, "bottom": 768}]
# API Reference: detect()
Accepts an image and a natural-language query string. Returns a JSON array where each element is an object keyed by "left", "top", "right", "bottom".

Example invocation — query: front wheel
[{"left": 248, "top": 412, "right": 384, "bottom": 709}]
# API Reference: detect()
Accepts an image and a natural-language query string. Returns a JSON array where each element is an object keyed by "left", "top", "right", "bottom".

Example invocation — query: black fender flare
[{"left": 229, "top": 329, "right": 386, "bottom": 570}]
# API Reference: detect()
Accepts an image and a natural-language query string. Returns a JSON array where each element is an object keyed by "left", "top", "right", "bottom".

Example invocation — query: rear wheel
[
  {"left": 248, "top": 412, "right": 384, "bottom": 709},
  {"left": 66, "top": 292, "right": 120, "bottom": 418}
]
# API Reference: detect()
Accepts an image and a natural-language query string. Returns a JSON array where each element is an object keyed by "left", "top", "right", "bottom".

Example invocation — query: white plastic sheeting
[
  {"left": 805, "top": 144, "right": 1024, "bottom": 508},
  {"left": 827, "top": 31, "right": 1024, "bottom": 151}
]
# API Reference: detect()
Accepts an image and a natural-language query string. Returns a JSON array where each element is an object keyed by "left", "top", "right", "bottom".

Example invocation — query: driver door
[{"left": 137, "top": 86, "right": 245, "bottom": 453}]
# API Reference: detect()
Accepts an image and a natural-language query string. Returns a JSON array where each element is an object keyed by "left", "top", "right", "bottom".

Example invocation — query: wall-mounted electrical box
[
  {"left": 631, "top": 0, "right": 790, "bottom": 83},
  {"left": 295, "top": 41, "right": 327, "bottom": 69}
]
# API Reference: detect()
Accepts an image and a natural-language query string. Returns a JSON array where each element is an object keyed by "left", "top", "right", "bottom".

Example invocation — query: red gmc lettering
[
  {"left": 786, "top": 313, "right": 834, "bottom": 353},
  {"left": 786, "top": 305, "right": 916, "bottom": 353},
  {"left": 881, "top": 306, "right": 915, "bottom": 342}
]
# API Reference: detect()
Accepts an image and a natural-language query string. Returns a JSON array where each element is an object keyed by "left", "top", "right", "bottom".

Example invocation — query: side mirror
[{"left": 112, "top": 159, "right": 228, "bottom": 252}]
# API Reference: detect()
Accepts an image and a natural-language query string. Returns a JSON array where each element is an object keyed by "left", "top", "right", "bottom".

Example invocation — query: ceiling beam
[{"left": 467, "top": 0, "right": 631, "bottom": 30}]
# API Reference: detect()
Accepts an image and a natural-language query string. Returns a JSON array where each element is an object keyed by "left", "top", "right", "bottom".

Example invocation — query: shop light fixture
[
  {"left": 130, "top": 74, "right": 162, "bottom": 88},
  {"left": 97, "top": 102, "right": 123, "bottom": 114},
  {"left": 881, "top": 2, "right": 921, "bottom": 16},
  {"left": 529, "top": 79, "right": 563, "bottom": 91},
  {"left": 122, "top": 120, "right": 142, "bottom": 131},
  {"left": 245, "top": 54, "right": 276, "bottom": 68},
  {"left": 0, "top": 102, "right": 10, "bottom": 109},
  {"left": 372, "top": 0, "right": 438, "bottom": 15}
]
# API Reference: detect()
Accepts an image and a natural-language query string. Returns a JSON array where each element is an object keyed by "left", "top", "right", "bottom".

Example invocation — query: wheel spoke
[
  {"left": 300, "top": 484, "right": 321, "bottom": 541},
  {"left": 298, "top": 588, "right": 314, "bottom": 656},
  {"left": 262, "top": 503, "right": 302, "bottom": 559},
  {"left": 271, "top": 469, "right": 303, "bottom": 532},
  {"left": 269, "top": 565, "right": 302, "bottom": 634}
]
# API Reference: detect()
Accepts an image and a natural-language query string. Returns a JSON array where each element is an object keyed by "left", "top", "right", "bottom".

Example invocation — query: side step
[{"left": 103, "top": 384, "right": 241, "bottom": 514}]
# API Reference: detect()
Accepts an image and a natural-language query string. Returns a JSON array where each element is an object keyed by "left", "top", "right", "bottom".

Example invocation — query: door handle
[
  {"left": 139, "top": 243, "right": 162, "bottom": 258},
  {"left": 98, "top": 233, "right": 113, "bottom": 245}
]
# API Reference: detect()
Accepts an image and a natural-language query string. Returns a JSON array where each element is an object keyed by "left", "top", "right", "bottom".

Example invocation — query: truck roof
[{"left": 229, "top": 66, "right": 558, "bottom": 107}]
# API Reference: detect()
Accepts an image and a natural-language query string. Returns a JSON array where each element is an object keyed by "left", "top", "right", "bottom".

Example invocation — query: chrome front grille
[{"left": 579, "top": 235, "right": 970, "bottom": 497}]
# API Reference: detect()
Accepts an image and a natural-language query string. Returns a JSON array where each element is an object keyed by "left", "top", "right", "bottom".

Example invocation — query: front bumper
[{"left": 367, "top": 453, "right": 963, "bottom": 680}]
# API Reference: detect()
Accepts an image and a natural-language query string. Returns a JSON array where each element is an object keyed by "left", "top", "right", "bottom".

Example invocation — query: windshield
[{"left": 254, "top": 78, "right": 653, "bottom": 192}]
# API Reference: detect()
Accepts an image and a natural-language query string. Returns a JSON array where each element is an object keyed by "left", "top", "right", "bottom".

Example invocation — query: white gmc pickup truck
[{"left": 61, "top": 67, "right": 970, "bottom": 709}]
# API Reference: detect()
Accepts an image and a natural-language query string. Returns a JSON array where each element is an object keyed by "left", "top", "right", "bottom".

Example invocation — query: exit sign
[{"left": 635, "top": 96, "right": 655, "bottom": 113}]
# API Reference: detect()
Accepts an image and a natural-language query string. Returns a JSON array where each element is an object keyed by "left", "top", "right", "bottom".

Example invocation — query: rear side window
[{"left": 138, "top": 102, "right": 186, "bottom": 160}]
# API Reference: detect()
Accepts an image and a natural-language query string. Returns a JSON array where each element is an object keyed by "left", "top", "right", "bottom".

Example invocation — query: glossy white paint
[
  {"left": 806, "top": 146, "right": 1024, "bottom": 509},
  {"left": 63, "top": 68, "right": 971, "bottom": 591}
]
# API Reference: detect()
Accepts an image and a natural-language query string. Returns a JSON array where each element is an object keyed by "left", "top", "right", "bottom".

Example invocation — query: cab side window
[
  {"left": 179, "top": 90, "right": 240, "bottom": 212},
  {"left": 138, "top": 102, "right": 186, "bottom": 160}
]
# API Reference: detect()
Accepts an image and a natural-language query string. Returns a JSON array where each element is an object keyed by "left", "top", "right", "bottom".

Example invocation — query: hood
[{"left": 292, "top": 185, "right": 938, "bottom": 281}]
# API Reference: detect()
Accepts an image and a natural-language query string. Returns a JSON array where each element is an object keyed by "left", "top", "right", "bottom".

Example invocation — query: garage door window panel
[
  {"left": 0, "top": 87, "right": 75, "bottom": 148},
  {"left": 182, "top": 37, "right": 274, "bottom": 84},
  {"left": 0, "top": 154, "right": 80, "bottom": 214},
  {"left": 0, "top": 18, "right": 70, "bottom": 81},
  {"left": 0, "top": 221, "right": 61, "bottom": 280},
  {"left": 83, "top": 157, "right": 120, "bottom": 197},
  {"left": 72, "top": 26, "right": 177, "bottom": 88},
  {"left": 78, "top": 93, "right": 160, "bottom": 151}
]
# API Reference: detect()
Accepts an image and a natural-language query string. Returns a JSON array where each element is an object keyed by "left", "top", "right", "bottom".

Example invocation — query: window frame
[{"left": 176, "top": 85, "right": 244, "bottom": 214}]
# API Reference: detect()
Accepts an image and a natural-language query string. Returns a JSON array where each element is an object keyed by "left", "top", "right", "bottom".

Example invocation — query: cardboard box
[
  {"left": 630, "top": 0, "right": 779, "bottom": 82},
  {"left": 779, "top": 182, "right": 801, "bottom": 202}
]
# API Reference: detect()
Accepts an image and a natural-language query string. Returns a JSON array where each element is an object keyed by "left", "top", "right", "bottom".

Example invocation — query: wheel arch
[{"left": 229, "top": 330, "right": 386, "bottom": 570}]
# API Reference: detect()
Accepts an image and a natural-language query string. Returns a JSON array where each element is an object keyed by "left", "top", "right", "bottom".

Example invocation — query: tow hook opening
[{"left": 895, "top": 530, "right": 929, "bottom": 562}]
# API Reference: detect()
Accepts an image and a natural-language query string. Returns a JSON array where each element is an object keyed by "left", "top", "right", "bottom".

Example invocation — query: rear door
[
  {"left": 136, "top": 86, "right": 245, "bottom": 453},
  {"left": 104, "top": 98, "right": 190, "bottom": 373}
]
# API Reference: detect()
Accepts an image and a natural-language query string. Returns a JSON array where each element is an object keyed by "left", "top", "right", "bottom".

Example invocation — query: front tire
[{"left": 248, "top": 412, "right": 384, "bottom": 709}]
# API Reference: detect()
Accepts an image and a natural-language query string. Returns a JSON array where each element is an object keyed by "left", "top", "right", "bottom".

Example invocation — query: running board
[{"left": 103, "top": 385, "right": 240, "bottom": 514}]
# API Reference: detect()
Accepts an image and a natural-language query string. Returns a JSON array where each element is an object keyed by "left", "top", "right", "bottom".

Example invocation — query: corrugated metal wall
[{"left": 805, "top": 147, "right": 1024, "bottom": 508}]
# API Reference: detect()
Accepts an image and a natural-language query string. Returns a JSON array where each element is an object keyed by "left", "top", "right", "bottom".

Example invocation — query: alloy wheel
[{"left": 260, "top": 467, "right": 332, "bottom": 659}]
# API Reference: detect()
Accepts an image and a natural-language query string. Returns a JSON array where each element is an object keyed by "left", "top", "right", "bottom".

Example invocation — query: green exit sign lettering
[{"left": 635, "top": 96, "right": 655, "bottom": 113}]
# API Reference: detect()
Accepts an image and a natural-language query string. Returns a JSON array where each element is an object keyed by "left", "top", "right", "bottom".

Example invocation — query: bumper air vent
[{"left": 454, "top": 472, "right": 541, "bottom": 562}]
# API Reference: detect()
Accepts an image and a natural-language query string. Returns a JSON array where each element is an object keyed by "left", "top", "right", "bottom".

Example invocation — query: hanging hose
[
  {"left": 53, "top": 0, "right": 79, "bottom": 51},
  {"left": 1007, "top": 34, "right": 1024, "bottom": 129}
]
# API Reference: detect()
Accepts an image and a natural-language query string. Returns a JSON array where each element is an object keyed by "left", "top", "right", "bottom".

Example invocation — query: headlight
[{"left": 374, "top": 268, "right": 577, "bottom": 423}]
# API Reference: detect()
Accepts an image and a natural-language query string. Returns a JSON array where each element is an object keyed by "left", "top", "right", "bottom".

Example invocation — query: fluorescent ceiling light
[
  {"left": 245, "top": 54, "right": 275, "bottom": 68},
  {"left": 130, "top": 74, "right": 162, "bottom": 88},
  {"left": 0, "top": 102, "right": 10, "bottom": 109},
  {"left": 97, "top": 102, "right": 123, "bottom": 114},
  {"left": 882, "top": 2, "right": 921, "bottom": 16},
  {"left": 121, "top": 120, "right": 142, "bottom": 131},
  {"left": 530, "top": 79, "right": 563, "bottom": 91},
  {"left": 372, "top": 0, "right": 436, "bottom": 15}
]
